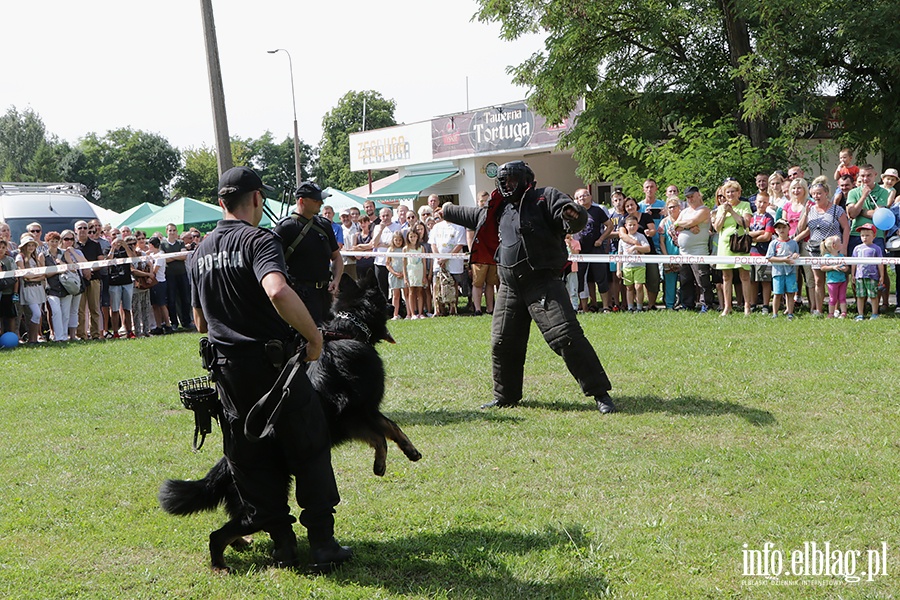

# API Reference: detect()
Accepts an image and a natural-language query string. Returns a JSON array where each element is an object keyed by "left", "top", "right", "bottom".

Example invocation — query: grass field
[{"left": 0, "top": 312, "right": 897, "bottom": 599}]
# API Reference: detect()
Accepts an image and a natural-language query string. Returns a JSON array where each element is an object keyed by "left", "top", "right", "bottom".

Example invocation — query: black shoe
[
  {"left": 308, "top": 538, "right": 353, "bottom": 574},
  {"left": 595, "top": 394, "right": 616, "bottom": 414},
  {"left": 480, "top": 399, "right": 519, "bottom": 409},
  {"left": 271, "top": 530, "right": 300, "bottom": 569}
]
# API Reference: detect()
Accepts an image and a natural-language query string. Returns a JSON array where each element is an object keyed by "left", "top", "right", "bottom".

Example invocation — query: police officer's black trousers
[
  {"left": 216, "top": 354, "right": 340, "bottom": 544},
  {"left": 492, "top": 267, "right": 612, "bottom": 404}
]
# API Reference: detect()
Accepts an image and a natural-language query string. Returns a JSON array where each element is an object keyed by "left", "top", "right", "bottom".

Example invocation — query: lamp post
[{"left": 267, "top": 48, "right": 302, "bottom": 189}]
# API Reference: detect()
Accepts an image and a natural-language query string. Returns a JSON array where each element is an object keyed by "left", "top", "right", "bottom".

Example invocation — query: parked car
[{"left": 0, "top": 182, "right": 98, "bottom": 240}]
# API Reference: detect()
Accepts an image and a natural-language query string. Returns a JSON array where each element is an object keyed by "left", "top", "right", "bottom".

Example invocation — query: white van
[{"left": 0, "top": 182, "right": 98, "bottom": 241}]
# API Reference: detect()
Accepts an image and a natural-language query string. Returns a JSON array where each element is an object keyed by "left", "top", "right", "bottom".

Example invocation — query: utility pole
[{"left": 200, "top": 0, "right": 233, "bottom": 177}]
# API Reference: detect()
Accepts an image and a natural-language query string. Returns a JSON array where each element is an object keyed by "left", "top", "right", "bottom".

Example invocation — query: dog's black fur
[{"left": 158, "top": 271, "right": 421, "bottom": 569}]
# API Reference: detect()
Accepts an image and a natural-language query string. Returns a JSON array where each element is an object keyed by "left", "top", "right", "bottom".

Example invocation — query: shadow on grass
[
  {"left": 532, "top": 395, "right": 776, "bottom": 426},
  {"left": 384, "top": 408, "right": 524, "bottom": 426},
  {"left": 228, "top": 524, "right": 609, "bottom": 599}
]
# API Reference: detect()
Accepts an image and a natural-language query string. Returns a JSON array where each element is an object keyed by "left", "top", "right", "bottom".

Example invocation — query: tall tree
[
  {"left": 475, "top": 0, "right": 900, "bottom": 184},
  {"left": 317, "top": 91, "right": 396, "bottom": 191},
  {"left": 173, "top": 133, "right": 313, "bottom": 204},
  {"left": 76, "top": 128, "right": 180, "bottom": 212},
  {"left": 0, "top": 106, "right": 61, "bottom": 181}
]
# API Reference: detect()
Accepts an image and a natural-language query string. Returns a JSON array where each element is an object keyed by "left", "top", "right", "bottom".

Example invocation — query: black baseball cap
[
  {"left": 218, "top": 166, "right": 274, "bottom": 198},
  {"left": 295, "top": 181, "right": 330, "bottom": 202},
  {"left": 684, "top": 186, "right": 700, "bottom": 196}
]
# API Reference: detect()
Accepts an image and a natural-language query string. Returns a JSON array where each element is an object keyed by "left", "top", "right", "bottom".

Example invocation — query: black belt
[
  {"left": 214, "top": 341, "right": 271, "bottom": 358},
  {"left": 298, "top": 280, "right": 329, "bottom": 289}
]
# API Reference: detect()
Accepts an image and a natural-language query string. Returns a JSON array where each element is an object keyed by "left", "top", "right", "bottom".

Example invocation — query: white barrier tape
[
  {"left": 6, "top": 248, "right": 894, "bottom": 280},
  {"left": 343, "top": 250, "right": 900, "bottom": 267},
  {"left": 566, "top": 253, "right": 900, "bottom": 266},
  {"left": 0, "top": 251, "right": 192, "bottom": 280}
]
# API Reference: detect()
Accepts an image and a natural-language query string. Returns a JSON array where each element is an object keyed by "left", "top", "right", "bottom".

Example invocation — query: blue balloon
[
  {"left": 873, "top": 207, "right": 896, "bottom": 231},
  {"left": 0, "top": 331, "right": 19, "bottom": 349}
]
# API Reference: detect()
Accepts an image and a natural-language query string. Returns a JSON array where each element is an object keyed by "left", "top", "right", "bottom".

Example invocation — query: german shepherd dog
[{"left": 159, "top": 271, "right": 422, "bottom": 570}]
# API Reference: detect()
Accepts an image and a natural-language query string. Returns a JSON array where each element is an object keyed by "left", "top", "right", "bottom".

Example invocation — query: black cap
[
  {"left": 684, "top": 186, "right": 700, "bottom": 196},
  {"left": 218, "top": 167, "right": 274, "bottom": 197},
  {"left": 295, "top": 181, "right": 331, "bottom": 202}
]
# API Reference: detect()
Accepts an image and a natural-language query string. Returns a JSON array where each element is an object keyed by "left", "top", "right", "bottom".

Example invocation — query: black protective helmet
[{"left": 496, "top": 160, "right": 535, "bottom": 200}]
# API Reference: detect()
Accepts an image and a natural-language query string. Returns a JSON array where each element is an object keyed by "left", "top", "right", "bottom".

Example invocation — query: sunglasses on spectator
[
  {"left": 29, "top": 228, "right": 41, "bottom": 233},
  {"left": 62, "top": 237, "right": 75, "bottom": 241},
  {"left": 76, "top": 226, "right": 87, "bottom": 230}
]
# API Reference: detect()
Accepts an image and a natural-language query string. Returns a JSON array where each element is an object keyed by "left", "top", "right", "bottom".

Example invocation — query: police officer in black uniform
[
  {"left": 441, "top": 161, "right": 615, "bottom": 413},
  {"left": 190, "top": 166, "right": 351, "bottom": 572},
  {"left": 274, "top": 182, "right": 343, "bottom": 325}
]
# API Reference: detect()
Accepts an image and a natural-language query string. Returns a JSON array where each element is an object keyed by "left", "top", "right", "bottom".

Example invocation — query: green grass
[{"left": 0, "top": 312, "right": 898, "bottom": 599}]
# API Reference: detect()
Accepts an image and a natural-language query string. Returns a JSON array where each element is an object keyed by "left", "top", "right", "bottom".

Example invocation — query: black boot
[
  {"left": 308, "top": 537, "right": 353, "bottom": 573},
  {"left": 269, "top": 528, "right": 300, "bottom": 569}
]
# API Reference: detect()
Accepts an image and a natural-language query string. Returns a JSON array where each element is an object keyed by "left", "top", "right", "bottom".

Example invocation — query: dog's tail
[{"left": 158, "top": 457, "right": 235, "bottom": 516}]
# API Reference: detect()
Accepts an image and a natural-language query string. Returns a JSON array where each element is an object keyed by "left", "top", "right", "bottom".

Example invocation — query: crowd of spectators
[
  {"left": 4, "top": 150, "right": 897, "bottom": 343},
  {"left": 562, "top": 153, "right": 900, "bottom": 319},
  {"left": 0, "top": 218, "right": 200, "bottom": 343}
]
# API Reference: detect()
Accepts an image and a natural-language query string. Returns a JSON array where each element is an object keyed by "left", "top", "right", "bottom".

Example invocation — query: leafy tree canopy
[
  {"left": 475, "top": 0, "right": 900, "bottom": 187},
  {"left": 317, "top": 90, "right": 397, "bottom": 191},
  {"left": 173, "top": 132, "right": 314, "bottom": 204},
  {"left": 77, "top": 128, "right": 181, "bottom": 212},
  {"left": 0, "top": 106, "right": 63, "bottom": 182}
]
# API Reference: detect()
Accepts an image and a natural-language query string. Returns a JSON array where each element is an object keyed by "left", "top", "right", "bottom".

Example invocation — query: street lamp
[{"left": 267, "top": 48, "right": 302, "bottom": 189}]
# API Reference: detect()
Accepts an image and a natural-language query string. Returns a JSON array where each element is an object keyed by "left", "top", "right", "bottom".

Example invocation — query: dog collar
[{"left": 331, "top": 311, "right": 372, "bottom": 343}]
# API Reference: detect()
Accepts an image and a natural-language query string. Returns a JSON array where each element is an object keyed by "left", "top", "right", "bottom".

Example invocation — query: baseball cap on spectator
[
  {"left": 684, "top": 186, "right": 700, "bottom": 196},
  {"left": 774, "top": 219, "right": 789, "bottom": 229},
  {"left": 218, "top": 166, "right": 274, "bottom": 197},
  {"left": 295, "top": 181, "right": 330, "bottom": 202},
  {"left": 20, "top": 233, "right": 37, "bottom": 246},
  {"left": 340, "top": 208, "right": 352, "bottom": 217},
  {"left": 855, "top": 223, "right": 876, "bottom": 233},
  {"left": 882, "top": 168, "right": 899, "bottom": 179}
]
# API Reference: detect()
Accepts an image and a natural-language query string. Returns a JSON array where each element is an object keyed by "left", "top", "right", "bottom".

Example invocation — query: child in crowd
[
  {"left": 564, "top": 234, "right": 580, "bottom": 310},
  {"left": 403, "top": 229, "right": 426, "bottom": 319},
  {"left": 766, "top": 219, "right": 799, "bottom": 320},
  {"left": 616, "top": 215, "right": 651, "bottom": 312},
  {"left": 820, "top": 235, "right": 849, "bottom": 318},
  {"left": 833, "top": 148, "right": 860, "bottom": 184},
  {"left": 386, "top": 231, "right": 406, "bottom": 321},
  {"left": 850, "top": 223, "right": 885, "bottom": 321}
]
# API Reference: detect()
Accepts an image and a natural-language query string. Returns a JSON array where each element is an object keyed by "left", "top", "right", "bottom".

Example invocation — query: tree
[
  {"left": 173, "top": 133, "right": 314, "bottom": 203},
  {"left": 474, "top": 0, "right": 900, "bottom": 184},
  {"left": 0, "top": 106, "right": 63, "bottom": 181},
  {"left": 76, "top": 128, "right": 180, "bottom": 212},
  {"left": 174, "top": 145, "right": 219, "bottom": 203},
  {"left": 317, "top": 91, "right": 396, "bottom": 191}
]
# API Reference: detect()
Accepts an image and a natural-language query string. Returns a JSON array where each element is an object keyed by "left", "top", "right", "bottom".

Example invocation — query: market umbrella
[
  {"left": 116, "top": 202, "right": 163, "bottom": 228},
  {"left": 127, "top": 197, "right": 223, "bottom": 235},
  {"left": 88, "top": 201, "right": 122, "bottom": 227}
]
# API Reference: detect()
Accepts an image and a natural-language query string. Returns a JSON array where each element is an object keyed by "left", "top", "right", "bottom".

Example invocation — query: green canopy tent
[
  {"left": 116, "top": 202, "right": 163, "bottom": 229},
  {"left": 258, "top": 189, "right": 372, "bottom": 227},
  {"left": 126, "top": 197, "right": 223, "bottom": 235},
  {"left": 259, "top": 198, "right": 295, "bottom": 229},
  {"left": 319, "top": 188, "right": 369, "bottom": 222}
]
